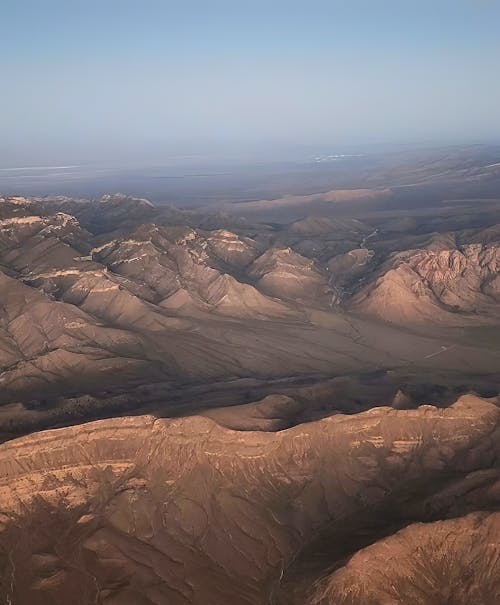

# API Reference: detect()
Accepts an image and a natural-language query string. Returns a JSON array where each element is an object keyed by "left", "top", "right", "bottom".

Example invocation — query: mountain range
[{"left": 0, "top": 184, "right": 499, "bottom": 604}]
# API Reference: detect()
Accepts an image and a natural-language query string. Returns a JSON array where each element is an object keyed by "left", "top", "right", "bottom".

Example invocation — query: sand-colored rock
[{"left": 0, "top": 395, "right": 499, "bottom": 604}]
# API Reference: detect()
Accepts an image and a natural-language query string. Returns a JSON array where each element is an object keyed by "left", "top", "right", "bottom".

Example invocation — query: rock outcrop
[
  {"left": 354, "top": 242, "right": 500, "bottom": 325},
  {"left": 0, "top": 395, "right": 498, "bottom": 604}
]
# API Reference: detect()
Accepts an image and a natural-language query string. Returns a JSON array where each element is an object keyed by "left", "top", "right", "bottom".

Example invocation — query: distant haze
[{"left": 2, "top": 0, "right": 500, "bottom": 167}]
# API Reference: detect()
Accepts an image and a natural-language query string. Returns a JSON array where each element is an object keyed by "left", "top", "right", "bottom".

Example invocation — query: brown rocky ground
[
  {"left": 0, "top": 189, "right": 499, "bottom": 603},
  {"left": 0, "top": 394, "right": 499, "bottom": 604}
]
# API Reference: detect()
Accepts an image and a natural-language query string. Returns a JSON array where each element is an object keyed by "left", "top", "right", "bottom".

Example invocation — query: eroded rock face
[
  {"left": 0, "top": 394, "right": 499, "bottom": 604},
  {"left": 1, "top": 192, "right": 500, "bottom": 604},
  {"left": 2, "top": 193, "right": 500, "bottom": 433},
  {"left": 307, "top": 513, "right": 500, "bottom": 605},
  {"left": 354, "top": 242, "right": 500, "bottom": 325}
]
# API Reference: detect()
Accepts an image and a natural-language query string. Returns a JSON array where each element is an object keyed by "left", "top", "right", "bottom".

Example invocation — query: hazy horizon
[{"left": 2, "top": 1, "right": 500, "bottom": 167}]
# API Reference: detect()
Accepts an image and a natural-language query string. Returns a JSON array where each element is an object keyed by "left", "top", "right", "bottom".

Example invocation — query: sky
[{"left": 1, "top": 0, "right": 500, "bottom": 167}]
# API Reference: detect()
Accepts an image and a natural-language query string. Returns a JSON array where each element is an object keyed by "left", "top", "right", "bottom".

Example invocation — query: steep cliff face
[{"left": 0, "top": 395, "right": 499, "bottom": 605}]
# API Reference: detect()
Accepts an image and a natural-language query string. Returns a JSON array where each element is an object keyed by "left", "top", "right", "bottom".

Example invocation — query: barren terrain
[{"left": 1, "top": 146, "right": 499, "bottom": 603}]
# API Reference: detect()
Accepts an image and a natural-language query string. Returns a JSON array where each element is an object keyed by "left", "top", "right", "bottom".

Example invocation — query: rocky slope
[
  {"left": 306, "top": 512, "right": 500, "bottom": 605},
  {"left": 0, "top": 394, "right": 499, "bottom": 605},
  {"left": 353, "top": 240, "right": 500, "bottom": 325},
  {"left": 0, "top": 194, "right": 500, "bottom": 438},
  {"left": 0, "top": 192, "right": 500, "bottom": 604},
  {"left": 248, "top": 247, "right": 332, "bottom": 304}
]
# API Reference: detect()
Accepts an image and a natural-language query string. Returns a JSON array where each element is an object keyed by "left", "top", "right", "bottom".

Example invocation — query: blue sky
[{"left": 1, "top": 0, "right": 500, "bottom": 166}]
